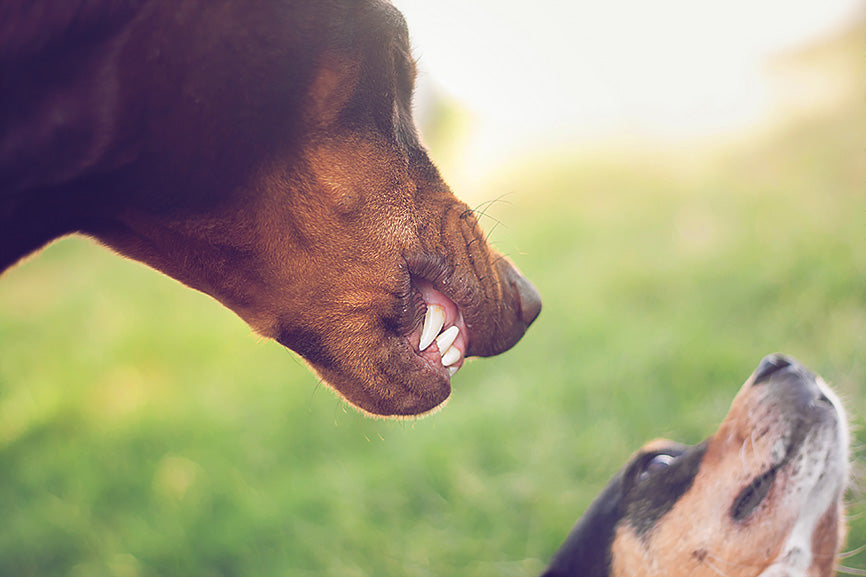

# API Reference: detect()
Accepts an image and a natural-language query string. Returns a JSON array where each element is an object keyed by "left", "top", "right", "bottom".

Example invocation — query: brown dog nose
[
  {"left": 499, "top": 260, "right": 541, "bottom": 326},
  {"left": 515, "top": 273, "right": 542, "bottom": 325}
]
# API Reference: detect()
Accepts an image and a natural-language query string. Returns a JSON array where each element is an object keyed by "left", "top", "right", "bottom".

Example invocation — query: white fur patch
[{"left": 757, "top": 377, "right": 849, "bottom": 577}]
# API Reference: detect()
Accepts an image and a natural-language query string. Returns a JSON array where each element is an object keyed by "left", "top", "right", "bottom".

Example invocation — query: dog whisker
[
  {"left": 703, "top": 557, "right": 732, "bottom": 577},
  {"left": 837, "top": 542, "right": 866, "bottom": 559},
  {"left": 749, "top": 429, "right": 760, "bottom": 468},
  {"left": 459, "top": 207, "right": 475, "bottom": 220},
  {"left": 739, "top": 438, "right": 750, "bottom": 476},
  {"left": 490, "top": 254, "right": 511, "bottom": 266},
  {"left": 471, "top": 192, "right": 515, "bottom": 219},
  {"left": 837, "top": 566, "right": 866, "bottom": 576},
  {"left": 704, "top": 550, "right": 768, "bottom": 573},
  {"left": 483, "top": 220, "right": 505, "bottom": 244},
  {"left": 469, "top": 199, "right": 497, "bottom": 219}
]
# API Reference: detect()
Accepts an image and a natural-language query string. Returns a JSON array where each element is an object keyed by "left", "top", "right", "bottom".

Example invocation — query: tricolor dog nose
[{"left": 752, "top": 353, "right": 794, "bottom": 385}]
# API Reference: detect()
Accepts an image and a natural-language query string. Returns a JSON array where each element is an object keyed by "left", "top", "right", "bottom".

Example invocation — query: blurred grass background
[{"left": 1, "top": 15, "right": 865, "bottom": 577}]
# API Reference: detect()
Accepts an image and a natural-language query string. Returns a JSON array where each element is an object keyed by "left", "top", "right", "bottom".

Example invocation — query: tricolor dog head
[
  {"left": 0, "top": 1, "right": 541, "bottom": 417},
  {"left": 542, "top": 354, "right": 850, "bottom": 577}
]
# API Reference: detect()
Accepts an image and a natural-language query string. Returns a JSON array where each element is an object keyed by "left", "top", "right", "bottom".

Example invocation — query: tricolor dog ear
[{"left": 540, "top": 470, "right": 627, "bottom": 577}]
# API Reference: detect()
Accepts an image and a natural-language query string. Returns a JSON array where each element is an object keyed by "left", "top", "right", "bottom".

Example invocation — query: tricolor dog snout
[
  {"left": 752, "top": 353, "right": 795, "bottom": 385},
  {"left": 542, "top": 355, "right": 850, "bottom": 577},
  {"left": 748, "top": 353, "right": 838, "bottom": 416}
]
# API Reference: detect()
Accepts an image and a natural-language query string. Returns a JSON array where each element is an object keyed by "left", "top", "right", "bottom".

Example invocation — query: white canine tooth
[
  {"left": 440, "top": 345, "right": 461, "bottom": 367},
  {"left": 435, "top": 325, "right": 459, "bottom": 353},
  {"left": 418, "top": 304, "right": 446, "bottom": 351},
  {"left": 447, "top": 366, "right": 458, "bottom": 377}
]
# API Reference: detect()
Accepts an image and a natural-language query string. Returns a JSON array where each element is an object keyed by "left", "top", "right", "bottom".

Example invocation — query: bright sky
[{"left": 393, "top": 0, "right": 862, "bottom": 181}]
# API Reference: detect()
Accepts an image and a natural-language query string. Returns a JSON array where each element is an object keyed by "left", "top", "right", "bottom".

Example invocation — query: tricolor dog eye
[
  {"left": 637, "top": 453, "right": 677, "bottom": 482},
  {"left": 542, "top": 354, "right": 850, "bottom": 577},
  {"left": 0, "top": 0, "right": 541, "bottom": 418}
]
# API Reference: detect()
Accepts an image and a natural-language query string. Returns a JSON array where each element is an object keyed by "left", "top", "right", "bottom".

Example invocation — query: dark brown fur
[{"left": 0, "top": 0, "right": 541, "bottom": 416}]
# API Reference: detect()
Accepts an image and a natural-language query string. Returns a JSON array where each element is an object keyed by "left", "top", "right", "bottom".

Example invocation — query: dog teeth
[
  {"left": 418, "top": 305, "right": 463, "bottom": 372},
  {"left": 419, "top": 304, "right": 446, "bottom": 351},
  {"left": 435, "top": 325, "right": 459, "bottom": 353},
  {"left": 440, "top": 345, "right": 461, "bottom": 367}
]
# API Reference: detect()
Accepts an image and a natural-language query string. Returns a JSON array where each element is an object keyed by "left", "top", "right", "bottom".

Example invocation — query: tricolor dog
[
  {"left": 0, "top": 0, "right": 541, "bottom": 417},
  {"left": 542, "top": 354, "right": 850, "bottom": 577}
]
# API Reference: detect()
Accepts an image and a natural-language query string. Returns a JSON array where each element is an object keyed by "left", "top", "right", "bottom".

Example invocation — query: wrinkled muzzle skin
[
  {"left": 0, "top": 1, "right": 541, "bottom": 417},
  {"left": 269, "top": 146, "right": 539, "bottom": 415}
]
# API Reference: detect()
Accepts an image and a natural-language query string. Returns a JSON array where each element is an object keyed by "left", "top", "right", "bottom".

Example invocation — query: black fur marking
[
  {"left": 540, "top": 470, "right": 626, "bottom": 577},
  {"left": 540, "top": 442, "right": 707, "bottom": 577},
  {"left": 623, "top": 442, "right": 707, "bottom": 538},
  {"left": 730, "top": 467, "right": 777, "bottom": 521}
]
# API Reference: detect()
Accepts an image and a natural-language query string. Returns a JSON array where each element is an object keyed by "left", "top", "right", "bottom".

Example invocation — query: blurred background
[{"left": 1, "top": 1, "right": 864, "bottom": 575}]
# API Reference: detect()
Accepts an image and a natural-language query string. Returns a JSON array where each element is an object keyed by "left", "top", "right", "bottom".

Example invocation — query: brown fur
[{"left": 0, "top": 0, "right": 541, "bottom": 416}]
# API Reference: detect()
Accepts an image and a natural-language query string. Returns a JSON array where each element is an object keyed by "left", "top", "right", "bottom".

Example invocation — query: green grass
[{"left": 2, "top": 52, "right": 865, "bottom": 577}]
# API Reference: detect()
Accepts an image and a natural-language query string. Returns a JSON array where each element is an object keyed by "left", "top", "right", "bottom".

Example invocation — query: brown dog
[{"left": 0, "top": 0, "right": 541, "bottom": 417}]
